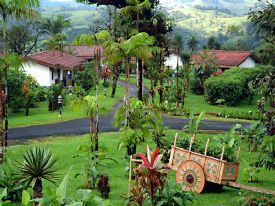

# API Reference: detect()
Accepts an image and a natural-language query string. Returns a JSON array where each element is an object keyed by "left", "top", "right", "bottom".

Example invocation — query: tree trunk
[
  {"left": 33, "top": 179, "right": 43, "bottom": 206},
  {"left": 0, "top": 84, "right": 4, "bottom": 162},
  {"left": 127, "top": 144, "right": 136, "bottom": 156},
  {"left": 125, "top": 59, "right": 130, "bottom": 126},
  {"left": 176, "top": 55, "right": 179, "bottom": 107},
  {"left": 3, "top": 18, "right": 8, "bottom": 148},
  {"left": 137, "top": 59, "right": 143, "bottom": 101},
  {"left": 111, "top": 63, "right": 121, "bottom": 98},
  {"left": 270, "top": 94, "right": 274, "bottom": 107},
  {"left": 150, "top": 79, "right": 155, "bottom": 104},
  {"left": 159, "top": 79, "right": 164, "bottom": 104},
  {"left": 95, "top": 48, "right": 100, "bottom": 152},
  {"left": 90, "top": 114, "right": 94, "bottom": 152}
]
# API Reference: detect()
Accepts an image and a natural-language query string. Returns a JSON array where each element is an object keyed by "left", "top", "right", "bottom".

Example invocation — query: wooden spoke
[{"left": 176, "top": 160, "right": 205, "bottom": 193}]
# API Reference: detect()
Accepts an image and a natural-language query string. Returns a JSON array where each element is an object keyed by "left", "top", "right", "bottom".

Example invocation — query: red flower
[{"left": 212, "top": 69, "right": 223, "bottom": 76}]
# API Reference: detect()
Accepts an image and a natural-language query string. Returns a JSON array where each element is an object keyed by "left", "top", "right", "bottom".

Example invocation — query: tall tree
[
  {"left": 77, "top": 0, "right": 173, "bottom": 102},
  {"left": 0, "top": 0, "right": 40, "bottom": 161},
  {"left": 104, "top": 32, "right": 155, "bottom": 125},
  {"left": 173, "top": 32, "right": 183, "bottom": 107},
  {"left": 120, "top": 0, "right": 150, "bottom": 101},
  {"left": 187, "top": 35, "right": 198, "bottom": 54},
  {"left": 3, "top": 21, "right": 42, "bottom": 55},
  {"left": 74, "top": 30, "right": 110, "bottom": 152},
  {"left": 248, "top": 0, "right": 275, "bottom": 44},
  {"left": 41, "top": 15, "right": 71, "bottom": 51}
]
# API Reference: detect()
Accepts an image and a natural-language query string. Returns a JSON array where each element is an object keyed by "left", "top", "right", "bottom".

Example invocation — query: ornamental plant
[
  {"left": 97, "top": 174, "right": 110, "bottom": 199},
  {"left": 134, "top": 146, "right": 167, "bottom": 203}
]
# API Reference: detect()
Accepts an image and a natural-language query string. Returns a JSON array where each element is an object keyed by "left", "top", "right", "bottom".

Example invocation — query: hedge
[{"left": 204, "top": 65, "right": 273, "bottom": 105}]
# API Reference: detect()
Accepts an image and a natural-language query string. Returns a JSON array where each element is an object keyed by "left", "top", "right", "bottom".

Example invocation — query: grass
[
  {"left": 5, "top": 130, "right": 275, "bottom": 206},
  {"left": 9, "top": 83, "right": 124, "bottom": 128},
  {"left": 120, "top": 74, "right": 268, "bottom": 121}
]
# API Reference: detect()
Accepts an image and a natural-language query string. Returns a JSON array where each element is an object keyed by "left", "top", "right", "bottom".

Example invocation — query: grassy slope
[
  {"left": 170, "top": 7, "right": 246, "bottom": 36},
  {"left": 9, "top": 83, "right": 124, "bottom": 128},
  {"left": 6, "top": 131, "right": 275, "bottom": 206}
]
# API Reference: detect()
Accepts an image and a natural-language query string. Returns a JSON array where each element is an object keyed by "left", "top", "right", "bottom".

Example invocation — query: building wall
[
  {"left": 239, "top": 57, "right": 256, "bottom": 68},
  {"left": 22, "top": 61, "right": 51, "bottom": 86},
  {"left": 165, "top": 54, "right": 183, "bottom": 69},
  {"left": 22, "top": 61, "right": 64, "bottom": 86}
]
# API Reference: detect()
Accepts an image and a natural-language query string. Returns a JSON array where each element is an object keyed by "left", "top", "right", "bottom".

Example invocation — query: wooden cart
[{"left": 168, "top": 134, "right": 275, "bottom": 195}]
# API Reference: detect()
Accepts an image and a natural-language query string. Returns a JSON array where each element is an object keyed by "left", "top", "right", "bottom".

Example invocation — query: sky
[{"left": 49, "top": 0, "right": 74, "bottom": 2}]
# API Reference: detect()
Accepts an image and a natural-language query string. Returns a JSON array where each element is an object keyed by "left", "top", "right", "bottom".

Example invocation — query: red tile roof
[
  {"left": 27, "top": 50, "right": 86, "bottom": 70},
  {"left": 64, "top": 45, "right": 104, "bottom": 60},
  {"left": 190, "top": 50, "right": 260, "bottom": 68}
]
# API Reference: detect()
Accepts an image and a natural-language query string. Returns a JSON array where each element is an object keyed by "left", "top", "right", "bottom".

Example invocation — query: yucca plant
[{"left": 16, "top": 147, "right": 58, "bottom": 201}]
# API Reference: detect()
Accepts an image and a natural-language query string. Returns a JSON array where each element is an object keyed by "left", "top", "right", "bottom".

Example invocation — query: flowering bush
[{"left": 211, "top": 69, "right": 223, "bottom": 76}]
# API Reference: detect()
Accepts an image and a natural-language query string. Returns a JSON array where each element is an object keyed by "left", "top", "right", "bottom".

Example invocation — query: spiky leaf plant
[{"left": 16, "top": 147, "right": 58, "bottom": 201}]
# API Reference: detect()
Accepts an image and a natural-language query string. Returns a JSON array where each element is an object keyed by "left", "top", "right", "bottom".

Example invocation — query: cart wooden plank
[{"left": 224, "top": 181, "right": 275, "bottom": 196}]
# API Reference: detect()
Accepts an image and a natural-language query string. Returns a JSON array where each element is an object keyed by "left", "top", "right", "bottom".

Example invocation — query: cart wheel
[{"left": 176, "top": 160, "right": 205, "bottom": 193}]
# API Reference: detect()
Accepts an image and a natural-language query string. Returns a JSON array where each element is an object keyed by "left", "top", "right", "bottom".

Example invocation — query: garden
[{"left": 0, "top": 0, "right": 274, "bottom": 206}]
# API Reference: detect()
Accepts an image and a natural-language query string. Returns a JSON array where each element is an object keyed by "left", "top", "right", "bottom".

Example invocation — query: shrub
[
  {"left": 204, "top": 65, "right": 272, "bottom": 105},
  {"left": 75, "top": 62, "right": 96, "bottom": 91},
  {"left": 190, "top": 73, "right": 204, "bottom": 95}
]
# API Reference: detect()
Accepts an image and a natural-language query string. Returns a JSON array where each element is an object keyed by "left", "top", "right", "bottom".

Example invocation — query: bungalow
[
  {"left": 190, "top": 50, "right": 260, "bottom": 70},
  {"left": 64, "top": 45, "right": 104, "bottom": 61},
  {"left": 22, "top": 50, "right": 86, "bottom": 87}
]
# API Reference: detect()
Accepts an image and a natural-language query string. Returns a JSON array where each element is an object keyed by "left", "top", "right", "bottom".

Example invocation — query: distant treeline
[{"left": 194, "top": 5, "right": 233, "bottom": 15}]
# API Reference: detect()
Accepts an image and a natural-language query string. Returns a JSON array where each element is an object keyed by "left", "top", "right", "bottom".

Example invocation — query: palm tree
[
  {"left": 187, "top": 35, "right": 198, "bottom": 54},
  {"left": 173, "top": 32, "right": 183, "bottom": 107},
  {"left": 41, "top": 15, "right": 71, "bottom": 51},
  {"left": 120, "top": 0, "right": 151, "bottom": 101},
  {"left": 72, "top": 95, "right": 97, "bottom": 152},
  {"left": 0, "top": 53, "right": 22, "bottom": 161},
  {"left": 0, "top": 0, "right": 40, "bottom": 161},
  {"left": 16, "top": 147, "right": 58, "bottom": 203},
  {"left": 74, "top": 30, "right": 110, "bottom": 152},
  {"left": 104, "top": 32, "right": 156, "bottom": 125}
]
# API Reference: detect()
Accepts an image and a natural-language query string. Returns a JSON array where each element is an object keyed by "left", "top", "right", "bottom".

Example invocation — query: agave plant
[{"left": 16, "top": 147, "right": 58, "bottom": 201}]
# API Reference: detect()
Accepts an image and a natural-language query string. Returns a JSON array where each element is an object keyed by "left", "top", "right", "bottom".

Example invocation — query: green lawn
[
  {"left": 120, "top": 74, "right": 270, "bottom": 121},
  {"left": 9, "top": 84, "right": 124, "bottom": 128},
  {"left": 5, "top": 130, "right": 275, "bottom": 206}
]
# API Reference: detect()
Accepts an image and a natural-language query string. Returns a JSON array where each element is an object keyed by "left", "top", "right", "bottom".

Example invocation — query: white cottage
[
  {"left": 23, "top": 51, "right": 86, "bottom": 86},
  {"left": 190, "top": 50, "right": 260, "bottom": 70}
]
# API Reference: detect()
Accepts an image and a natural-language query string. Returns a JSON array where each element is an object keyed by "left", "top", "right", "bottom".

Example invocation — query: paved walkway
[{"left": 9, "top": 80, "right": 249, "bottom": 140}]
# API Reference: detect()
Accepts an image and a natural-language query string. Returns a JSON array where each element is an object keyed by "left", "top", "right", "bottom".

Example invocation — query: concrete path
[{"left": 9, "top": 80, "right": 249, "bottom": 140}]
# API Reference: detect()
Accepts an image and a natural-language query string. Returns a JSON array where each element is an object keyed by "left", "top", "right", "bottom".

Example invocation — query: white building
[
  {"left": 23, "top": 51, "right": 85, "bottom": 87},
  {"left": 164, "top": 53, "right": 183, "bottom": 69},
  {"left": 190, "top": 50, "right": 260, "bottom": 70}
]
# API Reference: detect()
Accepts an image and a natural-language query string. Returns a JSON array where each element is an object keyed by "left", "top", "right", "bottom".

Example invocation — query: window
[{"left": 50, "top": 68, "right": 54, "bottom": 80}]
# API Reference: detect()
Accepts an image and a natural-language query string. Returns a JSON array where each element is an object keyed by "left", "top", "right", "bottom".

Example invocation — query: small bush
[{"left": 204, "top": 65, "right": 272, "bottom": 105}]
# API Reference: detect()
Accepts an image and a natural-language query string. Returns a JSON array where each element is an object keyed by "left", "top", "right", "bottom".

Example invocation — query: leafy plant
[
  {"left": 255, "top": 136, "right": 275, "bottom": 170},
  {"left": 213, "top": 124, "right": 241, "bottom": 162},
  {"left": 183, "top": 110, "right": 205, "bottom": 135},
  {"left": 74, "top": 144, "right": 117, "bottom": 190},
  {"left": 154, "top": 180, "right": 193, "bottom": 206},
  {"left": 97, "top": 174, "right": 110, "bottom": 199},
  {"left": 242, "top": 159, "right": 261, "bottom": 183},
  {"left": 23, "top": 168, "right": 108, "bottom": 206},
  {"left": 263, "top": 110, "right": 275, "bottom": 136},
  {"left": 16, "top": 147, "right": 58, "bottom": 200},
  {"left": 135, "top": 146, "right": 167, "bottom": 203},
  {"left": 114, "top": 99, "right": 161, "bottom": 155},
  {"left": 240, "top": 121, "right": 266, "bottom": 152},
  {"left": 0, "top": 163, "right": 25, "bottom": 202},
  {"left": 236, "top": 195, "right": 275, "bottom": 206}
]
